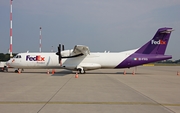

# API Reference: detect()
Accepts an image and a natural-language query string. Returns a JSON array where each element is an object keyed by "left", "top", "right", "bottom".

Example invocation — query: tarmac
[{"left": 0, "top": 66, "right": 180, "bottom": 113}]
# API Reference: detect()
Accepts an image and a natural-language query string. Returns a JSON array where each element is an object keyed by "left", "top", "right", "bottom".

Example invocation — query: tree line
[{"left": 0, "top": 53, "right": 17, "bottom": 61}]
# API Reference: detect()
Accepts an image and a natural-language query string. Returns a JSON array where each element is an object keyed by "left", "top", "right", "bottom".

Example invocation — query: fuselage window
[{"left": 14, "top": 55, "right": 21, "bottom": 58}]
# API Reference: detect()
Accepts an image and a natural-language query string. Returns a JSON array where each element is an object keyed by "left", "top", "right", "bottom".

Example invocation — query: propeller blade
[
  {"left": 62, "top": 45, "right": 65, "bottom": 51},
  {"left": 58, "top": 44, "right": 62, "bottom": 64}
]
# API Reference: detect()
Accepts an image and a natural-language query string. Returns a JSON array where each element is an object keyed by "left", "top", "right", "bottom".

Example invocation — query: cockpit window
[
  {"left": 13, "top": 55, "right": 17, "bottom": 58},
  {"left": 14, "top": 55, "right": 21, "bottom": 58}
]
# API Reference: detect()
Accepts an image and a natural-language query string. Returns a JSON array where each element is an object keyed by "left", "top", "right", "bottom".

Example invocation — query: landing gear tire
[
  {"left": 78, "top": 68, "right": 86, "bottom": 74},
  {"left": 15, "top": 70, "right": 18, "bottom": 73},
  {"left": 14, "top": 68, "right": 23, "bottom": 73}
]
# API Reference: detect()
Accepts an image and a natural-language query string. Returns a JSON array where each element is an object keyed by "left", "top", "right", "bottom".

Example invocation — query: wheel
[
  {"left": 78, "top": 68, "right": 85, "bottom": 74},
  {"left": 15, "top": 70, "right": 18, "bottom": 73},
  {"left": 83, "top": 70, "right": 86, "bottom": 74}
]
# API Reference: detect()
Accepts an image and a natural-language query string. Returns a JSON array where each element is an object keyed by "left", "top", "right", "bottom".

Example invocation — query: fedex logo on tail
[
  {"left": 26, "top": 55, "right": 45, "bottom": 61},
  {"left": 151, "top": 40, "right": 166, "bottom": 45}
]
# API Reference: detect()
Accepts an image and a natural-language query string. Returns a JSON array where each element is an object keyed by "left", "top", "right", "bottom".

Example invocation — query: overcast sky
[{"left": 0, "top": 0, "right": 180, "bottom": 60}]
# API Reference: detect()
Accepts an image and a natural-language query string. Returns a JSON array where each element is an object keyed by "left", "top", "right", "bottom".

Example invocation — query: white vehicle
[
  {"left": 0, "top": 61, "right": 8, "bottom": 72},
  {"left": 7, "top": 28, "right": 173, "bottom": 73}
]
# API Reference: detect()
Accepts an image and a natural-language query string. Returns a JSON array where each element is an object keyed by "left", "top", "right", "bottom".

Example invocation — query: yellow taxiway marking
[{"left": 0, "top": 101, "right": 179, "bottom": 106}]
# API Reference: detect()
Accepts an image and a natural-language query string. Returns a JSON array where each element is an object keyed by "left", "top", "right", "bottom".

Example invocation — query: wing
[{"left": 72, "top": 45, "right": 90, "bottom": 56}]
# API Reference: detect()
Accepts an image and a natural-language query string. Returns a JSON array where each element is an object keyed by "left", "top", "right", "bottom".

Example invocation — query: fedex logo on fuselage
[
  {"left": 26, "top": 55, "right": 45, "bottom": 61},
  {"left": 151, "top": 40, "right": 166, "bottom": 45}
]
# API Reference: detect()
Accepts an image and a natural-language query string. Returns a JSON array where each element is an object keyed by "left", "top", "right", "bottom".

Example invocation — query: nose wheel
[{"left": 14, "top": 68, "right": 24, "bottom": 73}]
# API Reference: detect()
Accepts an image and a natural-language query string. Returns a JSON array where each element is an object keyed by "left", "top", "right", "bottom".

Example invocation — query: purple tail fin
[{"left": 135, "top": 27, "right": 173, "bottom": 55}]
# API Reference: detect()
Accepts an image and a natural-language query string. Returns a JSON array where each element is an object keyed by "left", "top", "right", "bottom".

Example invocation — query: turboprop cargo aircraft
[{"left": 7, "top": 27, "right": 173, "bottom": 73}]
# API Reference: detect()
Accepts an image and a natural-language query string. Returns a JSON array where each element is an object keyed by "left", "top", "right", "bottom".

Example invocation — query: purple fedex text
[{"left": 26, "top": 55, "right": 45, "bottom": 61}]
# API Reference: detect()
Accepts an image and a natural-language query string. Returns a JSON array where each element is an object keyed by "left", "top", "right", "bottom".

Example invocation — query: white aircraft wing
[{"left": 72, "top": 45, "right": 90, "bottom": 56}]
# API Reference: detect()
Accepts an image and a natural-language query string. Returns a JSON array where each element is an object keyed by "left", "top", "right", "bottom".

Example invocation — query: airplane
[{"left": 7, "top": 27, "right": 173, "bottom": 74}]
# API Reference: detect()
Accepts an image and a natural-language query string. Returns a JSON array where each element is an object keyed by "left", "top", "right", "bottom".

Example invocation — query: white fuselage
[{"left": 7, "top": 49, "right": 137, "bottom": 71}]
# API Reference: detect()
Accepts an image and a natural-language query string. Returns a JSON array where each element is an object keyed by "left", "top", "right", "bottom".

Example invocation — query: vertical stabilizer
[{"left": 135, "top": 27, "right": 173, "bottom": 55}]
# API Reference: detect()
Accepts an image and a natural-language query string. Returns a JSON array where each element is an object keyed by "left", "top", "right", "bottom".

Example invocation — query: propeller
[
  {"left": 56, "top": 44, "right": 65, "bottom": 65},
  {"left": 62, "top": 45, "right": 65, "bottom": 51},
  {"left": 56, "top": 44, "right": 62, "bottom": 64},
  {"left": 56, "top": 44, "right": 84, "bottom": 64}
]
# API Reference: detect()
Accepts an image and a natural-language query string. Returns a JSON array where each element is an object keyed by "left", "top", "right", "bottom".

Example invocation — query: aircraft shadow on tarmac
[
  {"left": 4, "top": 70, "right": 150, "bottom": 76},
  {"left": 51, "top": 70, "right": 74, "bottom": 76},
  {"left": 2, "top": 70, "right": 150, "bottom": 76},
  {"left": 51, "top": 70, "right": 150, "bottom": 76}
]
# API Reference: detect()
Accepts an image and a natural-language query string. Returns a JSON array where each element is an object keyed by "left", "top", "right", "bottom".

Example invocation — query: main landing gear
[{"left": 77, "top": 68, "right": 86, "bottom": 74}]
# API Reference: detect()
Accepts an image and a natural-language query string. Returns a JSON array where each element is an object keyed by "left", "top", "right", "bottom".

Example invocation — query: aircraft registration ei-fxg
[{"left": 7, "top": 27, "right": 173, "bottom": 74}]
